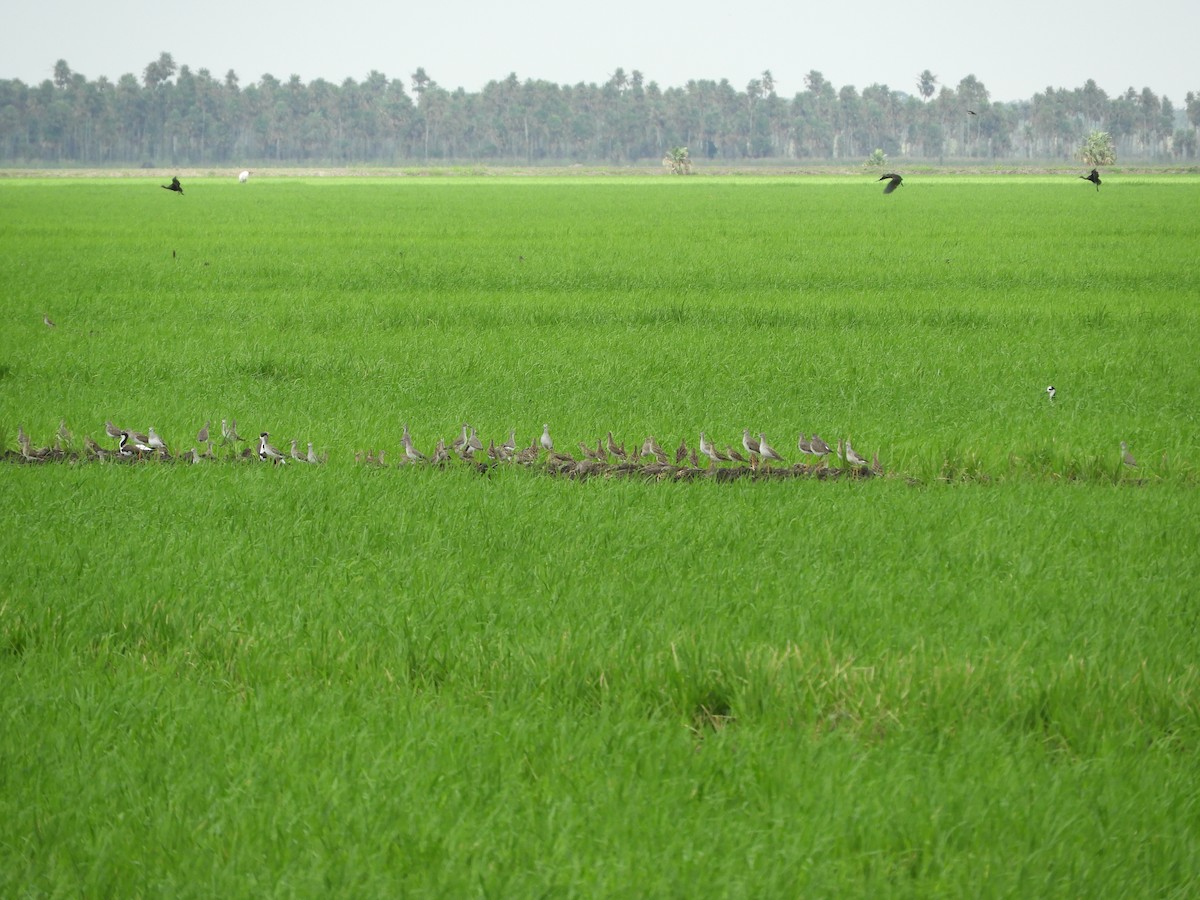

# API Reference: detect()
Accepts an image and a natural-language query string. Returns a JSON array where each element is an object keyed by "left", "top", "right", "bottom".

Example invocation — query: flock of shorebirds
[
  {"left": 6, "top": 419, "right": 883, "bottom": 480},
  {"left": 9, "top": 418, "right": 326, "bottom": 466},
  {"left": 355, "top": 423, "right": 883, "bottom": 481},
  {"left": 5, "top": 418, "right": 1148, "bottom": 478}
]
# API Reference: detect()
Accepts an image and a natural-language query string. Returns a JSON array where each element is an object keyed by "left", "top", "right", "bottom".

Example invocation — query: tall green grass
[{"left": 2, "top": 176, "right": 1199, "bottom": 895}]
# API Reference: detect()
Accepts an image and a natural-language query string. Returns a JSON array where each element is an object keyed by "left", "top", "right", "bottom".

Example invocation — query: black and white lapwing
[
  {"left": 1046, "top": 385, "right": 1056, "bottom": 402},
  {"left": 258, "top": 432, "right": 286, "bottom": 464}
]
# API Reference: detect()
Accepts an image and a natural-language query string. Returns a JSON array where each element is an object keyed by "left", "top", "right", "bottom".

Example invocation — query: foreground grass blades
[{"left": 2, "top": 175, "right": 1200, "bottom": 895}]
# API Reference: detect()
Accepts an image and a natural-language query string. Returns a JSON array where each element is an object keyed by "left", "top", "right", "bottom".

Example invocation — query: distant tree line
[{"left": 1, "top": 54, "right": 1196, "bottom": 166}]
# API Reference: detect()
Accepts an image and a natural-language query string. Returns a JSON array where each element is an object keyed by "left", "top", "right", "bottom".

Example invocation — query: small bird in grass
[
  {"left": 1081, "top": 169, "right": 1101, "bottom": 191},
  {"left": 84, "top": 435, "right": 104, "bottom": 456},
  {"left": 1046, "top": 385, "right": 1056, "bottom": 402},
  {"left": 238, "top": 170, "right": 250, "bottom": 183},
  {"left": 162, "top": 176, "right": 183, "bottom": 194},
  {"left": 809, "top": 434, "right": 833, "bottom": 460},
  {"left": 452, "top": 424, "right": 469, "bottom": 456},
  {"left": 757, "top": 433, "right": 784, "bottom": 463},
  {"left": 258, "top": 432, "right": 286, "bottom": 463},
  {"left": 675, "top": 438, "right": 688, "bottom": 465},
  {"left": 1120, "top": 441, "right": 1137, "bottom": 468},
  {"left": 606, "top": 431, "right": 625, "bottom": 460},
  {"left": 289, "top": 439, "right": 304, "bottom": 462},
  {"left": 742, "top": 429, "right": 760, "bottom": 457},
  {"left": 307, "top": 442, "right": 320, "bottom": 465},
  {"left": 105, "top": 420, "right": 122, "bottom": 441},
  {"left": 797, "top": 433, "right": 814, "bottom": 458},
  {"left": 699, "top": 431, "right": 724, "bottom": 466},
  {"left": 406, "top": 438, "right": 428, "bottom": 463},
  {"left": 879, "top": 173, "right": 903, "bottom": 194},
  {"left": 228, "top": 419, "right": 243, "bottom": 443},
  {"left": 503, "top": 429, "right": 518, "bottom": 456},
  {"left": 844, "top": 439, "right": 868, "bottom": 467},
  {"left": 190, "top": 448, "right": 202, "bottom": 464},
  {"left": 43, "top": 314, "right": 56, "bottom": 328},
  {"left": 57, "top": 419, "right": 73, "bottom": 448},
  {"left": 541, "top": 424, "right": 554, "bottom": 453},
  {"left": 197, "top": 420, "right": 210, "bottom": 443},
  {"left": 147, "top": 427, "right": 167, "bottom": 453},
  {"left": 467, "top": 427, "right": 484, "bottom": 454}
]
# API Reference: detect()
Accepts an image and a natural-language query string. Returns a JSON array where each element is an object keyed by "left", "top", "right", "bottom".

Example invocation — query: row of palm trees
[{"left": 2, "top": 54, "right": 1196, "bottom": 165}]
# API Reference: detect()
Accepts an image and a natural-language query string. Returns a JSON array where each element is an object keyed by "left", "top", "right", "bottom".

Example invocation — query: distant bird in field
[
  {"left": 1120, "top": 441, "right": 1137, "bottom": 468},
  {"left": 540, "top": 424, "right": 554, "bottom": 453},
  {"left": 238, "top": 170, "right": 250, "bottom": 183},
  {"left": 162, "top": 176, "right": 183, "bottom": 194},
  {"left": 742, "top": 429, "right": 760, "bottom": 457},
  {"left": 196, "top": 420, "right": 210, "bottom": 443},
  {"left": 1081, "top": 169, "right": 1101, "bottom": 191},
  {"left": 258, "top": 432, "right": 286, "bottom": 463},
  {"left": 844, "top": 439, "right": 868, "bottom": 467},
  {"left": 967, "top": 109, "right": 977, "bottom": 116},
  {"left": 757, "top": 433, "right": 784, "bottom": 463},
  {"left": 879, "top": 173, "right": 903, "bottom": 194},
  {"left": 809, "top": 434, "right": 833, "bottom": 459},
  {"left": 43, "top": 314, "right": 56, "bottom": 328},
  {"left": 147, "top": 427, "right": 167, "bottom": 453},
  {"left": 1046, "top": 385, "right": 1056, "bottom": 402}
]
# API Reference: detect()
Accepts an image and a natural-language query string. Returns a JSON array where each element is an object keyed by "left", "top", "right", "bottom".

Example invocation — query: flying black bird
[
  {"left": 162, "top": 176, "right": 183, "bottom": 194},
  {"left": 1081, "top": 169, "right": 1101, "bottom": 191},
  {"left": 967, "top": 109, "right": 977, "bottom": 116},
  {"left": 879, "top": 173, "right": 903, "bottom": 194}
]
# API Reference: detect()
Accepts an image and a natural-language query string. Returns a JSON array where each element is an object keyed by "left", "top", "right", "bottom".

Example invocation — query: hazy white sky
[{"left": 3, "top": 0, "right": 1196, "bottom": 103}]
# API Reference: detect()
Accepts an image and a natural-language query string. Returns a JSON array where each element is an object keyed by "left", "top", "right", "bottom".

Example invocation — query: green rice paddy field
[{"left": 2, "top": 174, "right": 1200, "bottom": 895}]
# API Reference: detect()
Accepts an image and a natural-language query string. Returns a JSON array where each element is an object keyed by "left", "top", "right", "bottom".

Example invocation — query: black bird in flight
[
  {"left": 967, "top": 109, "right": 977, "bottom": 116},
  {"left": 879, "top": 173, "right": 903, "bottom": 194},
  {"left": 1080, "top": 169, "right": 1101, "bottom": 191},
  {"left": 162, "top": 176, "right": 183, "bottom": 194}
]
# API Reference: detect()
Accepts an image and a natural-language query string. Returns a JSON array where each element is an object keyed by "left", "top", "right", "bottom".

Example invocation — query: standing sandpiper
[
  {"left": 541, "top": 424, "right": 554, "bottom": 453},
  {"left": 1120, "top": 441, "right": 1137, "bottom": 468},
  {"left": 757, "top": 433, "right": 784, "bottom": 463}
]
